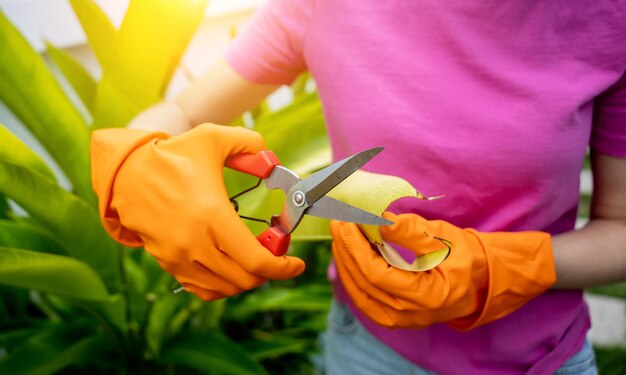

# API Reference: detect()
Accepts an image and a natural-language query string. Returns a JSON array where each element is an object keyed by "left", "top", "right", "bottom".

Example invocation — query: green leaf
[
  {"left": 0, "top": 285, "right": 29, "bottom": 322},
  {"left": 195, "top": 299, "right": 227, "bottom": 332},
  {"left": 255, "top": 92, "right": 330, "bottom": 176},
  {"left": 123, "top": 253, "right": 149, "bottom": 326},
  {"left": 0, "top": 11, "right": 93, "bottom": 202},
  {"left": 296, "top": 309, "right": 330, "bottom": 332},
  {"left": 290, "top": 72, "right": 312, "bottom": 101},
  {"left": 91, "top": 0, "right": 209, "bottom": 129},
  {"left": 0, "top": 219, "right": 65, "bottom": 255},
  {"left": 68, "top": 0, "right": 116, "bottom": 66},
  {"left": 226, "top": 285, "right": 332, "bottom": 320},
  {"left": 76, "top": 293, "right": 127, "bottom": 332},
  {"left": 159, "top": 332, "right": 268, "bottom": 375},
  {"left": 0, "top": 159, "right": 120, "bottom": 290},
  {"left": 0, "top": 247, "right": 126, "bottom": 329},
  {"left": 0, "top": 324, "right": 44, "bottom": 350},
  {"left": 589, "top": 282, "right": 626, "bottom": 300},
  {"left": 242, "top": 331, "right": 308, "bottom": 361},
  {"left": 291, "top": 216, "right": 332, "bottom": 241},
  {"left": 0, "top": 193, "right": 9, "bottom": 219},
  {"left": 0, "top": 322, "right": 107, "bottom": 375},
  {"left": 45, "top": 41, "right": 97, "bottom": 111},
  {"left": 0, "top": 124, "right": 55, "bottom": 180},
  {"left": 145, "top": 293, "right": 182, "bottom": 356},
  {"left": 141, "top": 251, "right": 168, "bottom": 295},
  {"left": 596, "top": 346, "right": 626, "bottom": 375},
  {"left": 0, "top": 247, "right": 110, "bottom": 302}
]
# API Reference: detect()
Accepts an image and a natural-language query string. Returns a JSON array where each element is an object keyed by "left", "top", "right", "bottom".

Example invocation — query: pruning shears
[
  {"left": 224, "top": 147, "right": 394, "bottom": 256},
  {"left": 172, "top": 147, "right": 392, "bottom": 294}
]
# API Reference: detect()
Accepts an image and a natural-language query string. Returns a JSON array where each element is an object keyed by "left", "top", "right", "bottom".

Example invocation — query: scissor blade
[
  {"left": 300, "top": 147, "right": 383, "bottom": 206},
  {"left": 264, "top": 166, "right": 301, "bottom": 194},
  {"left": 306, "top": 196, "right": 394, "bottom": 225}
]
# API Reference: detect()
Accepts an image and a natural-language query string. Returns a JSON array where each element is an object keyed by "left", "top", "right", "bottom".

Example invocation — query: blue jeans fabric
[{"left": 321, "top": 300, "right": 597, "bottom": 375}]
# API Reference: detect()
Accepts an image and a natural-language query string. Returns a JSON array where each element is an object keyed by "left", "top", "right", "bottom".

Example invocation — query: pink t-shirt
[{"left": 225, "top": 1, "right": 626, "bottom": 373}]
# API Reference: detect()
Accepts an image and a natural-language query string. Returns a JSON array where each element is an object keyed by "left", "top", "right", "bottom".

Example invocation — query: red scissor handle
[
  {"left": 225, "top": 150, "right": 280, "bottom": 179},
  {"left": 225, "top": 150, "right": 290, "bottom": 256},
  {"left": 256, "top": 227, "right": 291, "bottom": 256}
]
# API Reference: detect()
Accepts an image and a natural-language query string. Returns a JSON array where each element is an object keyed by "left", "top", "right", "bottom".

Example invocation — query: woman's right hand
[{"left": 91, "top": 123, "right": 305, "bottom": 300}]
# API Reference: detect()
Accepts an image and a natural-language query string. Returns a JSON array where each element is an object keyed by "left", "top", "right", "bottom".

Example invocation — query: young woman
[{"left": 91, "top": 1, "right": 626, "bottom": 373}]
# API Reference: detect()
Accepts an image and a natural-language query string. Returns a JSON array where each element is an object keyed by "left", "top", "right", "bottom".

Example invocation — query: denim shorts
[{"left": 321, "top": 300, "right": 598, "bottom": 375}]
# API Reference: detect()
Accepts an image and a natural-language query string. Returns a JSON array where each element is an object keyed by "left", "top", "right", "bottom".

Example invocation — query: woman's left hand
[{"left": 331, "top": 212, "right": 556, "bottom": 330}]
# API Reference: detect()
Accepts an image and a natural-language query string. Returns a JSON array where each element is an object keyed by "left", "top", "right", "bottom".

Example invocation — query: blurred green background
[{"left": 0, "top": 1, "right": 624, "bottom": 374}]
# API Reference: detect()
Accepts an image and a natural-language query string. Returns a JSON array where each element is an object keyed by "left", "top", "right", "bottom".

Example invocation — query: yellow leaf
[
  {"left": 91, "top": 0, "right": 209, "bottom": 129},
  {"left": 293, "top": 170, "right": 449, "bottom": 272}
]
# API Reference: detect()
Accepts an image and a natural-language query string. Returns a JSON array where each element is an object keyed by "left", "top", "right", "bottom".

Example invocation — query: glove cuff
[
  {"left": 91, "top": 128, "right": 170, "bottom": 246},
  {"left": 448, "top": 230, "right": 556, "bottom": 331}
]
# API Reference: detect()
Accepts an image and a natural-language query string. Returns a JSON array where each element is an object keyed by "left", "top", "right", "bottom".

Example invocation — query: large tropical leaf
[
  {"left": 0, "top": 159, "right": 119, "bottom": 290},
  {"left": 122, "top": 253, "right": 149, "bottom": 326},
  {"left": 0, "top": 247, "right": 125, "bottom": 329},
  {"left": 0, "top": 12, "right": 93, "bottom": 202},
  {"left": 0, "top": 124, "right": 55, "bottom": 180},
  {"left": 226, "top": 285, "right": 332, "bottom": 320},
  {"left": 255, "top": 92, "right": 330, "bottom": 176},
  {"left": 0, "top": 247, "right": 109, "bottom": 302},
  {"left": 0, "top": 322, "right": 107, "bottom": 375},
  {"left": 45, "top": 41, "right": 97, "bottom": 112},
  {"left": 145, "top": 292, "right": 227, "bottom": 357},
  {"left": 68, "top": 0, "right": 116, "bottom": 67},
  {"left": 145, "top": 292, "right": 183, "bottom": 356},
  {"left": 91, "top": 0, "right": 209, "bottom": 129},
  {"left": 241, "top": 331, "right": 309, "bottom": 361},
  {"left": 0, "top": 219, "right": 65, "bottom": 255},
  {"left": 159, "top": 332, "right": 268, "bottom": 375}
]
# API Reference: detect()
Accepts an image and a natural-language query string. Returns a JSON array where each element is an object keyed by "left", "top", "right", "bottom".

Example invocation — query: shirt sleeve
[
  {"left": 591, "top": 70, "right": 626, "bottom": 158},
  {"left": 224, "top": 0, "right": 314, "bottom": 85}
]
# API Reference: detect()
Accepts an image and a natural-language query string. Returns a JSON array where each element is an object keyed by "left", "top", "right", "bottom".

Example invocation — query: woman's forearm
[
  {"left": 552, "top": 218, "right": 626, "bottom": 289},
  {"left": 128, "top": 100, "right": 193, "bottom": 134},
  {"left": 127, "top": 58, "right": 280, "bottom": 134}
]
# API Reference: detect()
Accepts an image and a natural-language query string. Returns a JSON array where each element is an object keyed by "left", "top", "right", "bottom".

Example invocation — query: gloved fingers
[
  {"left": 380, "top": 212, "right": 429, "bottom": 238},
  {"left": 335, "top": 254, "right": 431, "bottom": 329},
  {"left": 194, "top": 250, "right": 266, "bottom": 291},
  {"left": 333, "top": 256, "right": 398, "bottom": 327},
  {"left": 332, "top": 221, "right": 420, "bottom": 292},
  {"left": 192, "top": 123, "right": 267, "bottom": 160},
  {"left": 380, "top": 212, "right": 450, "bottom": 256},
  {"left": 163, "top": 261, "right": 244, "bottom": 297},
  {"left": 179, "top": 282, "right": 229, "bottom": 301},
  {"left": 332, "top": 221, "right": 451, "bottom": 309},
  {"left": 332, "top": 234, "right": 422, "bottom": 311},
  {"left": 217, "top": 209, "right": 306, "bottom": 280},
  {"left": 351, "top": 242, "right": 449, "bottom": 308}
]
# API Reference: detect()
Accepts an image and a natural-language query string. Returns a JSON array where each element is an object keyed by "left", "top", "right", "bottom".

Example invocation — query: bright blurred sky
[
  {"left": 0, "top": 0, "right": 263, "bottom": 51},
  {"left": 94, "top": 0, "right": 263, "bottom": 26}
]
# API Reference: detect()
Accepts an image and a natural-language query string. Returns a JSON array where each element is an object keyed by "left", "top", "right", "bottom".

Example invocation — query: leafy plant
[
  {"left": 0, "top": 1, "right": 332, "bottom": 373},
  {"left": 595, "top": 346, "right": 626, "bottom": 375}
]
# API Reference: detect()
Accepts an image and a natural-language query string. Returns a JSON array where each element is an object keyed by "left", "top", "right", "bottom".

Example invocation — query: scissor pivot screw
[{"left": 292, "top": 191, "right": 305, "bottom": 207}]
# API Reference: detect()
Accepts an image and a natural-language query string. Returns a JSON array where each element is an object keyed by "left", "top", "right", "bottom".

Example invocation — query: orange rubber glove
[
  {"left": 331, "top": 212, "right": 556, "bottom": 330},
  {"left": 91, "top": 124, "right": 305, "bottom": 300}
]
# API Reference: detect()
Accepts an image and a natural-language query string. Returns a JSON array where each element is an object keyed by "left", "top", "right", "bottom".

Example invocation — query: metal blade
[
  {"left": 306, "top": 196, "right": 394, "bottom": 225},
  {"left": 298, "top": 147, "right": 383, "bottom": 206},
  {"left": 263, "top": 166, "right": 303, "bottom": 233},
  {"left": 263, "top": 166, "right": 300, "bottom": 194}
]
